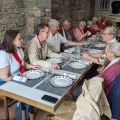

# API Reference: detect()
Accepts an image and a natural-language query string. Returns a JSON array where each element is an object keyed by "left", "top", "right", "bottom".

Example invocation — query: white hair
[
  {"left": 87, "top": 20, "right": 93, "bottom": 25},
  {"left": 48, "top": 19, "right": 59, "bottom": 26},
  {"left": 104, "top": 26, "right": 117, "bottom": 38},
  {"left": 108, "top": 42, "right": 120, "bottom": 57},
  {"left": 79, "top": 21, "right": 86, "bottom": 26},
  {"left": 92, "top": 17, "right": 98, "bottom": 21}
]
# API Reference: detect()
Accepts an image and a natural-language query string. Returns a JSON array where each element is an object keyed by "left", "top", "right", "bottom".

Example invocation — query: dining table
[{"left": 0, "top": 36, "right": 106, "bottom": 120}]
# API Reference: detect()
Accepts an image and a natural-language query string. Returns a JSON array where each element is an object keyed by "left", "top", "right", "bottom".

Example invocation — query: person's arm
[
  {"left": 82, "top": 52, "right": 100, "bottom": 64},
  {"left": 0, "top": 66, "right": 13, "bottom": 82},
  {"left": 24, "top": 62, "right": 39, "bottom": 70},
  {"left": 90, "top": 52, "right": 102, "bottom": 57}
]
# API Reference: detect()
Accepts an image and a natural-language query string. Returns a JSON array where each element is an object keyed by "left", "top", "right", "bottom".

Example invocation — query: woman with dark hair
[{"left": 0, "top": 30, "right": 39, "bottom": 85}]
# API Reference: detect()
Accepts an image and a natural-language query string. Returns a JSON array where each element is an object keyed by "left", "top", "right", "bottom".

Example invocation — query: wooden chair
[{"left": 0, "top": 94, "right": 17, "bottom": 120}]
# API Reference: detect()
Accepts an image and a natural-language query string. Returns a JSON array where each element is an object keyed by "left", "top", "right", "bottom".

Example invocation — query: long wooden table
[{"left": 0, "top": 38, "right": 106, "bottom": 119}]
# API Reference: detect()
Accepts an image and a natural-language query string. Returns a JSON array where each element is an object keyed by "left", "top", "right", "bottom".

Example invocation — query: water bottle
[{"left": 74, "top": 43, "right": 80, "bottom": 60}]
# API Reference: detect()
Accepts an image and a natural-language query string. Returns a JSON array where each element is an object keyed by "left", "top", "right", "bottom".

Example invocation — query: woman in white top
[{"left": 0, "top": 30, "right": 39, "bottom": 85}]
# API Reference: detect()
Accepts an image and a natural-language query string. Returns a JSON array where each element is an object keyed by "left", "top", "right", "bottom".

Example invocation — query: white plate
[
  {"left": 69, "top": 61, "right": 87, "bottom": 69},
  {"left": 50, "top": 76, "right": 73, "bottom": 87},
  {"left": 87, "top": 49, "right": 102, "bottom": 54},
  {"left": 94, "top": 43, "right": 106, "bottom": 48},
  {"left": 47, "top": 58, "right": 63, "bottom": 64},
  {"left": 22, "top": 69, "right": 44, "bottom": 79}
]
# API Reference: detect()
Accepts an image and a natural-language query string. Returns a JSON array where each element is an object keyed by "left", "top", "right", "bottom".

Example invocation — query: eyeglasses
[
  {"left": 42, "top": 31, "right": 49, "bottom": 34},
  {"left": 101, "top": 32, "right": 110, "bottom": 36},
  {"left": 63, "top": 24, "right": 71, "bottom": 27}
]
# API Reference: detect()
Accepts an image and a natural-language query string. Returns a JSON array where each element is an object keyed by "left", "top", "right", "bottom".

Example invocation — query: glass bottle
[{"left": 74, "top": 43, "right": 80, "bottom": 60}]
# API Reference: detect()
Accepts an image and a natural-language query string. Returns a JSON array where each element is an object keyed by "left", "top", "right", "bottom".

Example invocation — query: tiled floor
[{"left": 0, "top": 101, "right": 50, "bottom": 120}]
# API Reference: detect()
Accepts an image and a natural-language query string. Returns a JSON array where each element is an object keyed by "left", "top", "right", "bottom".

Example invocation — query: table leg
[
  {"left": 21, "top": 103, "right": 26, "bottom": 120},
  {"left": 29, "top": 106, "right": 34, "bottom": 120}
]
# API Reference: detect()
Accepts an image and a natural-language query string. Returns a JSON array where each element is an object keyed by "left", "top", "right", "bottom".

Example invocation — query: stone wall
[
  {"left": 24, "top": 0, "right": 51, "bottom": 42},
  {"left": 0, "top": 0, "right": 26, "bottom": 43},
  {"left": 0, "top": 0, "right": 51, "bottom": 44},
  {"left": 52, "top": 0, "right": 95, "bottom": 26}
]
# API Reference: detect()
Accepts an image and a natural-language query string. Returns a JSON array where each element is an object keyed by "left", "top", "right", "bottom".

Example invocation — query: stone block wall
[
  {"left": 0, "top": 0, "right": 26, "bottom": 43},
  {"left": 52, "top": 0, "right": 95, "bottom": 26},
  {"left": 0, "top": 0, "right": 51, "bottom": 44}
]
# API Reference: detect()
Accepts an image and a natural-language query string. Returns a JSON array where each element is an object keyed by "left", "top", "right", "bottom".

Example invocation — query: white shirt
[
  {"left": 46, "top": 32, "right": 67, "bottom": 52},
  {"left": 0, "top": 48, "right": 24, "bottom": 76},
  {"left": 106, "top": 38, "right": 117, "bottom": 50}
]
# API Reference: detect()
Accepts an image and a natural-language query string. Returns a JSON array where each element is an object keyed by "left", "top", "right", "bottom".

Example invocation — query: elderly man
[
  {"left": 82, "top": 26, "right": 117, "bottom": 75},
  {"left": 46, "top": 19, "right": 82, "bottom": 53},
  {"left": 24, "top": 23, "right": 68, "bottom": 69},
  {"left": 59, "top": 19, "right": 73, "bottom": 51}
]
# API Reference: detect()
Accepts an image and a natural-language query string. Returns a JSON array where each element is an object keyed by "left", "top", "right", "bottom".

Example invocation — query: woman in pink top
[{"left": 73, "top": 21, "right": 88, "bottom": 42}]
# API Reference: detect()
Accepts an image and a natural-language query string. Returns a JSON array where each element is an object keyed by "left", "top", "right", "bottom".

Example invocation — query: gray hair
[
  {"left": 108, "top": 42, "right": 120, "bottom": 57},
  {"left": 105, "top": 26, "right": 117, "bottom": 38},
  {"left": 92, "top": 17, "right": 98, "bottom": 21},
  {"left": 87, "top": 20, "right": 93, "bottom": 25},
  {"left": 79, "top": 21, "right": 86, "bottom": 26},
  {"left": 48, "top": 19, "right": 59, "bottom": 26}
]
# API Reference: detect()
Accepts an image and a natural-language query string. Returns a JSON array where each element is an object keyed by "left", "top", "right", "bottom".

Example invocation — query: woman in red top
[
  {"left": 96, "top": 16, "right": 105, "bottom": 30},
  {"left": 84, "top": 21, "right": 100, "bottom": 35}
]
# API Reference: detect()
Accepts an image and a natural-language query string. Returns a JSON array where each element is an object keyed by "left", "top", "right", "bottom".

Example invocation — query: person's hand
[
  {"left": 78, "top": 41, "right": 85, "bottom": 46},
  {"left": 82, "top": 52, "right": 90, "bottom": 59},
  {"left": 31, "top": 65, "right": 40, "bottom": 70},
  {"left": 51, "top": 63, "right": 60, "bottom": 70},
  {"left": 62, "top": 54, "right": 69, "bottom": 60}
]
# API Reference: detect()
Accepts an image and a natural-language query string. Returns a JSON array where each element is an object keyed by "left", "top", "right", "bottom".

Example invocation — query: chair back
[{"left": 107, "top": 74, "right": 120, "bottom": 119}]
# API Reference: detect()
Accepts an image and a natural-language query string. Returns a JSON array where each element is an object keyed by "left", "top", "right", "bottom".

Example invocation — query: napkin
[
  {"left": 64, "top": 73, "right": 77, "bottom": 80},
  {"left": 87, "top": 31, "right": 92, "bottom": 36}
]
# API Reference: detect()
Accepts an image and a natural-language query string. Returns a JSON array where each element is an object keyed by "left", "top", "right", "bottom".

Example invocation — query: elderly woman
[
  {"left": 98, "top": 42, "right": 120, "bottom": 96},
  {"left": 0, "top": 30, "right": 39, "bottom": 85},
  {"left": 92, "top": 16, "right": 99, "bottom": 30},
  {"left": 73, "top": 21, "right": 89, "bottom": 42},
  {"left": 84, "top": 20, "right": 100, "bottom": 35}
]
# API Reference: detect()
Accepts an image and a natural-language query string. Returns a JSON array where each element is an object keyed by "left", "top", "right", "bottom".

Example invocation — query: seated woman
[
  {"left": 84, "top": 20, "right": 100, "bottom": 35},
  {"left": 92, "top": 16, "right": 100, "bottom": 30},
  {"left": 0, "top": 30, "right": 39, "bottom": 86},
  {"left": 98, "top": 42, "right": 120, "bottom": 96},
  {"left": 96, "top": 16, "right": 105, "bottom": 30},
  {"left": 72, "top": 42, "right": 120, "bottom": 101},
  {"left": 73, "top": 21, "right": 88, "bottom": 42}
]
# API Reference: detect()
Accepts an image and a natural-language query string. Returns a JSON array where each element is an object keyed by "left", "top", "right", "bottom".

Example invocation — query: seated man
[
  {"left": 46, "top": 19, "right": 83, "bottom": 53},
  {"left": 24, "top": 23, "right": 68, "bottom": 69},
  {"left": 59, "top": 19, "right": 73, "bottom": 52}
]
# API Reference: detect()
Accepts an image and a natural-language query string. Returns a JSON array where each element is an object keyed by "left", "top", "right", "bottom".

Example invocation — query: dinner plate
[
  {"left": 87, "top": 49, "right": 102, "bottom": 54},
  {"left": 47, "top": 58, "right": 63, "bottom": 64},
  {"left": 50, "top": 76, "right": 73, "bottom": 87},
  {"left": 22, "top": 69, "right": 44, "bottom": 79},
  {"left": 94, "top": 43, "right": 106, "bottom": 48},
  {"left": 69, "top": 61, "right": 87, "bottom": 69}
]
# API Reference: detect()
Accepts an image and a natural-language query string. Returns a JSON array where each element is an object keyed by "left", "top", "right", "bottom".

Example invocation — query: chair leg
[
  {"left": 30, "top": 113, "right": 35, "bottom": 120},
  {"left": 22, "top": 110, "right": 26, "bottom": 120},
  {"left": 3, "top": 96, "right": 9, "bottom": 120}
]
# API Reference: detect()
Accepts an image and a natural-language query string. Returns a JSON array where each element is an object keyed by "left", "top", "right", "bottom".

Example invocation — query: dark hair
[
  {"left": 0, "top": 30, "right": 20, "bottom": 53},
  {"left": 35, "top": 23, "right": 49, "bottom": 35}
]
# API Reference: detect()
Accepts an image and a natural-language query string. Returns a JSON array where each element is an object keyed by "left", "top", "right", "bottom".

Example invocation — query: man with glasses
[
  {"left": 24, "top": 23, "right": 68, "bottom": 69},
  {"left": 59, "top": 19, "right": 73, "bottom": 51}
]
